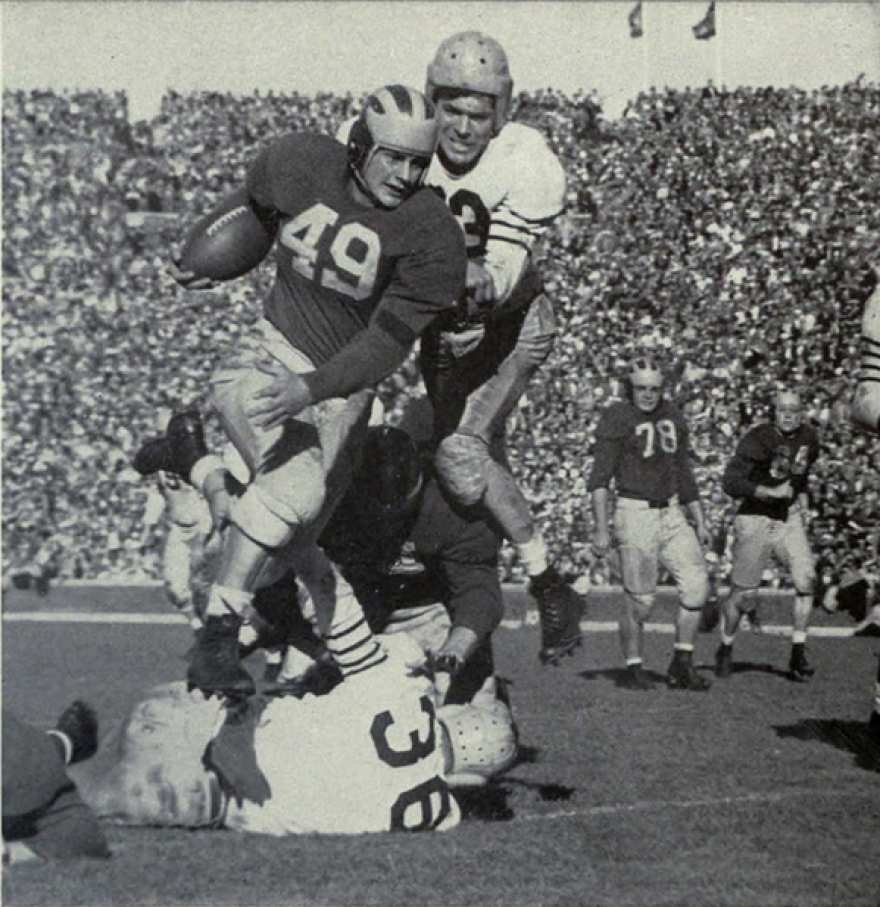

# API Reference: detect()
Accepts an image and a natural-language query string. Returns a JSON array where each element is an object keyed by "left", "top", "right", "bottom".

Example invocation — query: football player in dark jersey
[
  {"left": 3, "top": 702, "right": 109, "bottom": 864},
  {"left": 136, "top": 413, "right": 507, "bottom": 710},
  {"left": 167, "top": 85, "right": 466, "bottom": 697},
  {"left": 588, "top": 358, "right": 712, "bottom": 691},
  {"left": 716, "top": 390, "right": 821, "bottom": 681}
]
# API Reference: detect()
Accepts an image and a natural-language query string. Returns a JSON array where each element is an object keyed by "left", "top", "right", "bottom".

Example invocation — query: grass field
[{"left": 3, "top": 584, "right": 879, "bottom": 907}]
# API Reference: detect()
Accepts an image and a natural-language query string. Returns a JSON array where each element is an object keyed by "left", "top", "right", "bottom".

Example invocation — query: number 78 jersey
[
  {"left": 587, "top": 399, "right": 700, "bottom": 505},
  {"left": 248, "top": 133, "right": 465, "bottom": 367}
]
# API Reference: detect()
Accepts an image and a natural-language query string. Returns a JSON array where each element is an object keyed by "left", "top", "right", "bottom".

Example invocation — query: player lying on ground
[
  {"left": 168, "top": 84, "right": 466, "bottom": 698},
  {"left": 70, "top": 628, "right": 517, "bottom": 835},
  {"left": 588, "top": 357, "right": 713, "bottom": 691},
  {"left": 715, "top": 390, "right": 821, "bottom": 682},
  {"left": 3, "top": 701, "right": 110, "bottom": 864}
]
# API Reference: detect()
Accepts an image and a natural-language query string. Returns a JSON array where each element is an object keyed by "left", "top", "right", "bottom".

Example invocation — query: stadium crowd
[{"left": 3, "top": 81, "right": 880, "bottom": 595}]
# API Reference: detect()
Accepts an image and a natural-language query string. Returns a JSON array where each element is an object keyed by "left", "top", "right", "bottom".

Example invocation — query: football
[{"left": 179, "top": 188, "right": 274, "bottom": 282}]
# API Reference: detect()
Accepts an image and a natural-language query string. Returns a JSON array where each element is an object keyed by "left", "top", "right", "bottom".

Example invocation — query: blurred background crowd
[{"left": 3, "top": 82, "right": 879, "bottom": 601}]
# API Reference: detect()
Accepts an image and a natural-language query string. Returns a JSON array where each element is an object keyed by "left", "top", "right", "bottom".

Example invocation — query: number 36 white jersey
[{"left": 226, "top": 634, "right": 460, "bottom": 835}]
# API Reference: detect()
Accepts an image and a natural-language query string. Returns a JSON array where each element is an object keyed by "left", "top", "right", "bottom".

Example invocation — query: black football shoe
[
  {"left": 187, "top": 615, "right": 256, "bottom": 698},
  {"left": 132, "top": 410, "right": 207, "bottom": 481},
  {"left": 666, "top": 650, "right": 711, "bottom": 691},
  {"left": 54, "top": 700, "right": 99, "bottom": 764},
  {"left": 714, "top": 643, "right": 733, "bottom": 679},
  {"left": 529, "top": 566, "right": 586, "bottom": 666},
  {"left": 625, "top": 663, "right": 654, "bottom": 690},
  {"left": 789, "top": 646, "right": 816, "bottom": 682}
]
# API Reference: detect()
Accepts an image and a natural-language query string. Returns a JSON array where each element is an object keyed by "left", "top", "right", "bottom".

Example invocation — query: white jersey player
[
  {"left": 337, "top": 34, "right": 584, "bottom": 668},
  {"left": 150, "top": 409, "right": 216, "bottom": 630},
  {"left": 70, "top": 582, "right": 517, "bottom": 835},
  {"left": 852, "top": 261, "right": 880, "bottom": 435}
]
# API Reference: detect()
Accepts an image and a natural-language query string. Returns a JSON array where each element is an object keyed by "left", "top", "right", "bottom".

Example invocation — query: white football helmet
[
  {"left": 438, "top": 698, "right": 517, "bottom": 787},
  {"left": 426, "top": 31, "right": 513, "bottom": 134}
]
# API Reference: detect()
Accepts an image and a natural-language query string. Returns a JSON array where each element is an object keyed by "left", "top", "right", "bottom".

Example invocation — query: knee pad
[
  {"left": 626, "top": 593, "right": 655, "bottom": 623},
  {"left": 435, "top": 433, "right": 491, "bottom": 507},
  {"left": 680, "top": 572, "right": 710, "bottom": 610},
  {"left": 231, "top": 483, "right": 323, "bottom": 549},
  {"left": 793, "top": 573, "right": 815, "bottom": 598}
]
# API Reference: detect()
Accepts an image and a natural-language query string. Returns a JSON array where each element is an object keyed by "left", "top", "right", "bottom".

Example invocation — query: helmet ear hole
[{"left": 347, "top": 84, "right": 439, "bottom": 202}]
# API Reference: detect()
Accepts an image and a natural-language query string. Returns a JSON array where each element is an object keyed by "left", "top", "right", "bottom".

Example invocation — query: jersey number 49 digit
[{"left": 280, "top": 203, "right": 381, "bottom": 300}]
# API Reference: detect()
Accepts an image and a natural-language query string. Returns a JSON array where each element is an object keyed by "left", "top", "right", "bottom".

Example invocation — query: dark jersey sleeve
[
  {"left": 303, "top": 192, "right": 465, "bottom": 404},
  {"left": 586, "top": 405, "right": 627, "bottom": 491},
  {"left": 374, "top": 191, "right": 466, "bottom": 344},
  {"left": 437, "top": 513, "right": 504, "bottom": 643},
  {"left": 722, "top": 429, "right": 764, "bottom": 500},
  {"left": 791, "top": 426, "right": 821, "bottom": 498},
  {"left": 2, "top": 713, "right": 110, "bottom": 861},
  {"left": 440, "top": 560, "right": 504, "bottom": 642},
  {"left": 674, "top": 415, "right": 700, "bottom": 505}
]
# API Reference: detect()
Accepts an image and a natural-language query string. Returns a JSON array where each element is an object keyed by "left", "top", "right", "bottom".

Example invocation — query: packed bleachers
[{"left": 3, "top": 82, "right": 880, "bottom": 592}]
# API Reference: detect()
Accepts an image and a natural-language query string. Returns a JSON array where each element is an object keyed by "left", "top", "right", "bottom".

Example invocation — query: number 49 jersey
[
  {"left": 248, "top": 133, "right": 466, "bottom": 367},
  {"left": 587, "top": 399, "right": 700, "bottom": 505},
  {"left": 225, "top": 634, "right": 460, "bottom": 836}
]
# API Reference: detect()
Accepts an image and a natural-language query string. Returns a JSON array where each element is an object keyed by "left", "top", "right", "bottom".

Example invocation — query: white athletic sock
[
  {"left": 626, "top": 657, "right": 643, "bottom": 668},
  {"left": 517, "top": 534, "right": 549, "bottom": 577},
  {"left": 721, "top": 632, "right": 736, "bottom": 647},
  {"left": 791, "top": 630, "right": 807, "bottom": 645},
  {"left": 674, "top": 643, "right": 694, "bottom": 652}
]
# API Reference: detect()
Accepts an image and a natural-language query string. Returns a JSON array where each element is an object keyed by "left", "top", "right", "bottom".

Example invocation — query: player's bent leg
[{"left": 714, "top": 584, "right": 755, "bottom": 678}]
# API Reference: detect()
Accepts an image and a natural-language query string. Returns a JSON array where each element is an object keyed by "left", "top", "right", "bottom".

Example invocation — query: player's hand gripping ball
[{"left": 178, "top": 188, "right": 274, "bottom": 284}]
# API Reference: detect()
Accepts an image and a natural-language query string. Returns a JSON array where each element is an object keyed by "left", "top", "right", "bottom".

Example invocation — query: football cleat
[
  {"left": 666, "top": 651, "right": 711, "bottom": 691},
  {"left": 133, "top": 410, "right": 207, "bottom": 481},
  {"left": 187, "top": 615, "right": 256, "bottom": 698},
  {"left": 625, "top": 664, "right": 653, "bottom": 690},
  {"left": 54, "top": 700, "right": 99, "bottom": 764},
  {"left": 788, "top": 648, "right": 816, "bottom": 683},
  {"left": 529, "top": 566, "right": 585, "bottom": 666},
  {"left": 714, "top": 643, "right": 733, "bottom": 679}
]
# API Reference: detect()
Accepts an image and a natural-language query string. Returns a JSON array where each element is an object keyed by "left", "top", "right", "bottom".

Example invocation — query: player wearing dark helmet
[
  {"left": 167, "top": 85, "right": 465, "bottom": 698},
  {"left": 588, "top": 357, "right": 713, "bottom": 691},
  {"left": 136, "top": 415, "right": 509, "bottom": 711}
]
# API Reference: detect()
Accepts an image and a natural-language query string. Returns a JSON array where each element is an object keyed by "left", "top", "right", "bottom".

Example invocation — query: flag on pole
[
  {"left": 693, "top": 1, "right": 716, "bottom": 40},
  {"left": 628, "top": 1, "right": 644, "bottom": 39}
]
